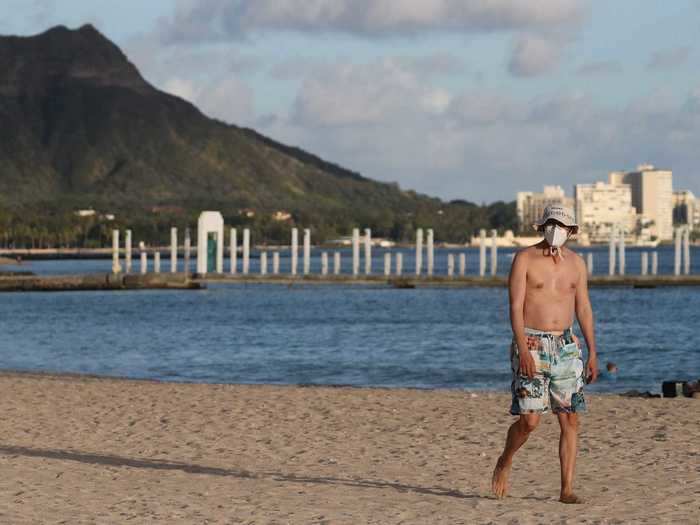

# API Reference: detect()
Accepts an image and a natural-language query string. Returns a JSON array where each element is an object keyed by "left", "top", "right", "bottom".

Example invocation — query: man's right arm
[{"left": 509, "top": 250, "right": 535, "bottom": 377}]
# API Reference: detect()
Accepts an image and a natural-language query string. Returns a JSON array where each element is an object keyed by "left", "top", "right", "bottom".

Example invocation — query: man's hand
[
  {"left": 519, "top": 351, "right": 537, "bottom": 379},
  {"left": 586, "top": 354, "right": 598, "bottom": 384}
]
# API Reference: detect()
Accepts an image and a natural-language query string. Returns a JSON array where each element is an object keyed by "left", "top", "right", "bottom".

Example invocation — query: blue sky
[{"left": 2, "top": 0, "right": 699, "bottom": 203}]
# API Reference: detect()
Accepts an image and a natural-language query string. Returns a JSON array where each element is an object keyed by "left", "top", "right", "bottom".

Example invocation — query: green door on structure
[{"left": 207, "top": 233, "right": 217, "bottom": 272}]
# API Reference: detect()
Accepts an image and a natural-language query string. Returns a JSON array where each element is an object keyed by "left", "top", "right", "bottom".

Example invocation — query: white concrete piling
[
  {"left": 154, "top": 251, "right": 161, "bottom": 273},
  {"left": 260, "top": 252, "right": 267, "bottom": 275},
  {"left": 479, "top": 229, "right": 486, "bottom": 277},
  {"left": 242, "top": 228, "right": 250, "bottom": 275},
  {"left": 490, "top": 229, "right": 498, "bottom": 277},
  {"left": 334, "top": 252, "right": 341, "bottom": 275},
  {"left": 415, "top": 228, "right": 424, "bottom": 275},
  {"left": 111, "top": 230, "right": 121, "bottom": 274},
  {"left": 364, "top": 228, "right": 372, "bottom": 275},
  {"left": 321, "top": 252, "right": 328, "bottom": 276},
  {"left": 652, "top": 251, "right": 658, "bottom": 275},
  {"left": 184, "top": 228, "right": 191, "bottom": 274},
  {"left": 608, "top": 227, "right": 616, "bottom": 276},
  {"left": 384, "top": 252, "right": 391, "bottom": 276},
  {"left": 291, "top": 228, "right": 299, "bottom": 276},
  {"left": 139, "top": 242, "right": 147, "bottom": 274},
  {"left": 683, "top": 226, "right": 691, "bottom": 275},
  {"left": 303, "top": 228, "right": 311, "bottom": 275},
  {"left": 230, "top": 228, "right": 237, "bottom": 274},
  {"left": 273, "top": 252, "right": 280, "bottom": 275},
  {"left": 459, "top": 253, "right": 466, "bottom": 276},
  {"left": 170, "top": 227, "right": 177, "bottom": 273},
  {"left": 426, "top": 229, "right": 434, "bottom": 276},
  {"left": 586, "top": 252, "right": 593, "bottom": 276},
  {"left": 125, "top": 229, "right": 132, "bottom": 273},
  {"left": 619, "top": 230, "right": 626, "bottom": 276},
  {"left": 352, "top": 228, "right": 360, "bottom": 276},
  {"left": 447, "top": 253, "right": 455, "bottom": 277},
  {"left": 641, "top": 251, "right": 648, "bottom": 276},
  {"left": 396, "top": 252, "right": 403, "bottom": 276},
  {"left": 674, "top": 227, "right": 682, "bottom": 276}
]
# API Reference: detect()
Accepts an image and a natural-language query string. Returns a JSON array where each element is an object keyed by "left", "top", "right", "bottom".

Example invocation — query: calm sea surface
[{"left": 1, "top": 255, "right": 699, "bottom": 394}]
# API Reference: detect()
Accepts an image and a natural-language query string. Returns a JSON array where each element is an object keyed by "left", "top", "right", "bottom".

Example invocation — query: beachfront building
[
  {"left": 673, "top": 190, "right": 698, "bottom": 228},
  {"left": 574, "top": 182, "right": 637, "bottom": 242},
  {"left": 609, "top": 165, "right": 673, "bottom": 241},
  {"left": 516, "top": 186, "right": 574, "bottom": 232}
]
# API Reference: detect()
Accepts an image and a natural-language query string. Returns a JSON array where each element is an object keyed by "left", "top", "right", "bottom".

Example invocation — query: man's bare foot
[
  {"left": 559, "top": 493, "right": 584, "bottom": 504},
  {"left": 491, "top": 455, "right": 512, "bottom": 498}
]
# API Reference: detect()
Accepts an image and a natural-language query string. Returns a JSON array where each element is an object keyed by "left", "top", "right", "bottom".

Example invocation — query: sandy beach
[{"left": 0, "top": 373, "right": 697, "bottom": 524}]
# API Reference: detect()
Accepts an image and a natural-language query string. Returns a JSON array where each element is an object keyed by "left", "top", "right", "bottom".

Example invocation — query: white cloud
[
  {"left": 160, "top": 0, "right": 585, "bottom": 41},
  {"left": 647, "top": 47, "right": 691, "bottom": 71},
  {"left": 508, "top": 33, "right": 563, "bottom": 77},
  {"left": 577, "top": 60, "right": 622, "bottom": 76}
]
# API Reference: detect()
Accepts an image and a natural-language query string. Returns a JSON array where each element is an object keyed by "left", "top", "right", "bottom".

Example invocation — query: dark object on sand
[
  {"left": 620, "top": 390, "right": 661, "bottom": 399},
  {"left": 661, "top": 380, "right": 698, "bottom": 398}
]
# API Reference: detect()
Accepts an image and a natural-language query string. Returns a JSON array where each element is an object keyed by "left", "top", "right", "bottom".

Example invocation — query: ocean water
[{"left": 1, "top": 278, "right": 698, "bottom": 394}]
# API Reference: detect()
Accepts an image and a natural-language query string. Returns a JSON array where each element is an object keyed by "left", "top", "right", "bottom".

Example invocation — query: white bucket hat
[{"left": 533, "top": 205, "right": 578, "bottom": 233}]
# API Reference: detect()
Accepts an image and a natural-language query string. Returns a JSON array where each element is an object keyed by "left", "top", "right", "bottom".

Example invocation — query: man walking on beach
[{"left": 492, "top": 205, "right": 598, "bottom": 504}]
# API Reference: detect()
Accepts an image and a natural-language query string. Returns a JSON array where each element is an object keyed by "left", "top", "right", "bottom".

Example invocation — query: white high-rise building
[
  {"left": 516, "top": 186, "right": 574, "bottom": 231},
  {"left": 574, "top": 182, "right": 637, "bottom": 242},
  {"left": 609, "top": 165, "right": 673, "bottom": 241}
]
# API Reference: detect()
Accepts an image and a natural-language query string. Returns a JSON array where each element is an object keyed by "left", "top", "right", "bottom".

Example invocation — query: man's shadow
[{"left": 0, "top": 444, "right": 483, "bottom": 500}]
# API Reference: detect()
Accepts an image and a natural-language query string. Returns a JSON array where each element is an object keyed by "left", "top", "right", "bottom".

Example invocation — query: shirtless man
[{"left": 492, "top": 205, "right": 598, "bottom": 504}]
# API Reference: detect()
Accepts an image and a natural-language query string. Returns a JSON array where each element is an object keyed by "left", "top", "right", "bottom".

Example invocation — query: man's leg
[
  {"left": 492, "top": 413, "right": 540, "bottom": 498},
  {"left": 557, "top": 412, "right": 582, "bottom": 503}
]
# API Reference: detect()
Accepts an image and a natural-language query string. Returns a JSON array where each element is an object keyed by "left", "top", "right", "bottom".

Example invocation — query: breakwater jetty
[{"left": 0, "top": 273, "right": 200, "bottom": 292}]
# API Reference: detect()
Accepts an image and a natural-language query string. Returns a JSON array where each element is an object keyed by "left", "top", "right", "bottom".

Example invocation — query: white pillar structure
[
  {"left": 619, "top": 229, "right": 626, "bottom": 276},
  {"left": 352, "top": 228, "right": 360, "bottom": 276},
  {"left": 674, "top": 226, "right": 682, "bottom": 276},
  {"left": 415, "top": 228, "right": 423, "bottom": 276},
  {"left": 684, "top": 227, "right": 689, "bottom": 271},
  {"left": 260, "top": 252, "right": 267, "bottom": 275},
  {"left": 447, "top": 253, "right": 455, "bottom": 277},
  {"left": 321, "top": 252, "right": 328, "bottom": 276},
  {"left": 459, "top": 253, "right": 466, "bottom": 276},
  {"left": 490, "top": 229, "right": 498, "bottom": 277},
  {"left": 291, "top": 227, "right": 299, "bottom": 276},
  {"left": 479, "top": 229, "right": 486, "bottom": 277},
  {"left": 170, "top": 227, "right": 177, "bottom": 273},
  {"left": 184, "top": 228, "right": 191, "bottom": 274},
  {"left": 641, "top": 252, "right": 648, "bottom": 276},
  {"left": 111, "top": 230, "right": 121, "bottom": 274},
  {"left": 139, "top": 242, "right": 147, "bottom": 275},
  {"left": 242, "top": 228, "right": 250, "bottom": 275},
  {"left": 196, "top": 211, "right": 224, "bottom": 275},
  {"left": 154, "top": 251, "right": 161, "bottom": 273},
  {"left": 652, "top": 251, "right": 658, "bottom": 275},
  {"left": 608, "top": 226, "right": 617, "bottom": 276},
  {"left": 125, "top": 229, "right": 132, "bottom": 273},
  {"left": 229, "top": 228, "right": 237, "bottom": 275},
  {"left": 303, "top": 228, "right": 311, "bottom": 275},
  {"left": 396, "top": 252, "right": 403, "bottom": 276},
  {"left": 364, "top": 228, "right": 372, "bottom": 275},
  {"left": 586, "top": 252, "right": 593, "bottom": 276},
  {"left": 384, "top": 252, "right": 391, "bottom": 276},
  {"left": 273, "top": 252, "right": 280, "bottom": 275},
  {"left": 426, "top": 229, "right": 434, "bottom": 276},
  {"left": 334, "top": 252, "right": 341, "bottom": 275}
]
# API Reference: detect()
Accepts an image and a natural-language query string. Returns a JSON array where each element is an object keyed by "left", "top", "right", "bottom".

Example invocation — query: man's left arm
[{"left": 575, "top": 256, "right": 598, "bottom": 383}]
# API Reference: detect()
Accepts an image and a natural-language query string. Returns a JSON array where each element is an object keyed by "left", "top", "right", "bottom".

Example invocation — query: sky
[{"left": 2, "top": 0, "right": 700, "bottom": 203}]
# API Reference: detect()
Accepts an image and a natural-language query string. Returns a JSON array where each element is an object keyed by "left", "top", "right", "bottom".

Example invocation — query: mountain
[{"left": 0, "top": 25, "right": 515, "bottom": 246}]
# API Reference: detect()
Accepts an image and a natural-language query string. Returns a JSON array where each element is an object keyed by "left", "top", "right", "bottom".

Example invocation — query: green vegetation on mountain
[{"left": 0, "top": 24, "right": 516, "bottom": 248}]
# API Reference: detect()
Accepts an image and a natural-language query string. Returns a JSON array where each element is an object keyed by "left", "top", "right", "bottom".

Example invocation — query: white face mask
[{"left": 544, "top": 224, "right": 569, "bottom": 247}]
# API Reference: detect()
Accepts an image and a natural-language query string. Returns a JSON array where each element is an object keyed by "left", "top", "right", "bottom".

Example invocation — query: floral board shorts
[{"left": 510, "top": 327, "right": 586, "bottom": 415}]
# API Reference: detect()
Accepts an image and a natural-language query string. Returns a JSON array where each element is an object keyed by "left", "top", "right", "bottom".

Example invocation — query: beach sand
[{"left": 0, "top": 373, "right": 697, "bottom": 524}]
